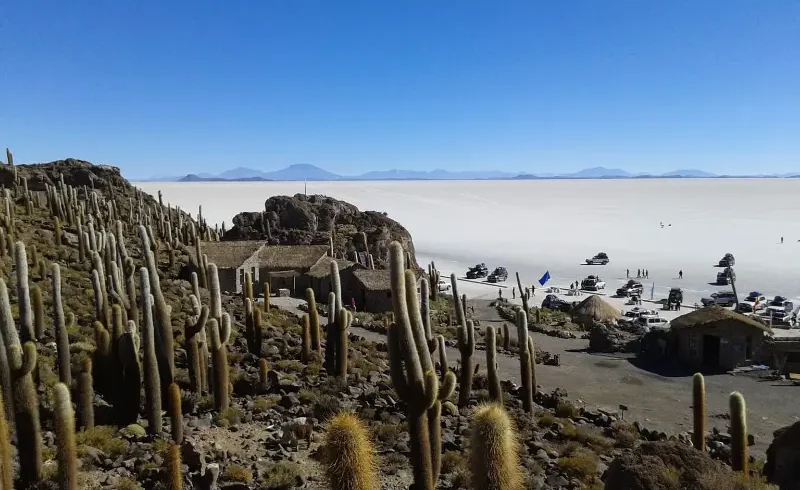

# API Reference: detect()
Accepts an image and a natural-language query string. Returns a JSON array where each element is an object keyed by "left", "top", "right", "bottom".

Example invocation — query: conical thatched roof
[{"left": 572, "top": 295, "right": 619, "bottom": 324}]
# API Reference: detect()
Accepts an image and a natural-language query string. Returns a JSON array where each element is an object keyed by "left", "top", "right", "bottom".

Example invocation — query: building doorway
[{"left": 702, "top": 335, "right": 721, "bottom": 368}]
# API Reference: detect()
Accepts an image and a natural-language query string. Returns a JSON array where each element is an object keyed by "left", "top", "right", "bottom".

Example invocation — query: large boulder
[
  {"left": 604, "top": 441, "right": 732, "bottom": 490},
  {"left": 588, "top": 323, "right": 641, "bottom": 353},
  {"left": 223, "top": 194, "right": 418, "bottom": 269},
  {"left": 765, "top": 421, "right": 800, "bottom": 490}
]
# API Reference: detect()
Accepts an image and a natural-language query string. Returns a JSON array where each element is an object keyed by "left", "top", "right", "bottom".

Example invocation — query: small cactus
[
  {"left": 324, "top": 412, "right": 379, "bottom": 490},
  {"left": 54, "top": 383, "right": 78, "bottom": 490},
  {"left": 486, "top": 327, "right": 502, "bottom": 403},
  {"left": 168, "top": 383, "right": 183, "bottom": 444},
  {"left": 469, "top": 403, "right": 523, "bottom": 490},
  {"left": 730, "top": 391, "right": 748, "bottom": 473},
  {"left": 692, "top": 373, "right": 706, "bottom": 451}
]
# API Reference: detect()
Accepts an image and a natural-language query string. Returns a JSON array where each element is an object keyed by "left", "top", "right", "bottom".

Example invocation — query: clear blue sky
[{"left": 1, "top": 1, "right": 798, "bottom": 178}]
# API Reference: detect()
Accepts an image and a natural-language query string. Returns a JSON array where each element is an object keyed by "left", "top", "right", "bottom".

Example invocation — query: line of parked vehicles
[{"left": 465, "top": 263, "right": 509, "bottom": 283}]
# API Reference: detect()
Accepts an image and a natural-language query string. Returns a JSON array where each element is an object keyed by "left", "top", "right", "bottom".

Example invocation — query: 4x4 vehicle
[
  {"left": 542, "top": 294, "right": 572, "bottom": 312},
  {"left": 636, "top": 316, "right": 670, "bottom": 332},
  {"left": 701, "top": 291, "right": 737, "bottom": 307},
  {"left": 581, "top": 275, "right": 606, "bottom": 291},
  {"left": 616, "top": 280, "right": 643, "bottom": 297},
  {"left": 487, "top": 267, "right": 508, "bottom": 283},
  {"left": 585, "top": 252, "right": 610, "bottom": 265},
  {"left": 466, "top": 263, "right": 489, "bottom": 279},
  {"left": 715, "top": 268, "right": 735, "bottom": 285},
  {"left": 718, "top": 253, "right": 735, "bottom": 267},
  {"left": 664, "top": 287, "right": 684, "bottom": 310},
  {"left": 437, "top": 279, "right": 451, "bottom": 292}
]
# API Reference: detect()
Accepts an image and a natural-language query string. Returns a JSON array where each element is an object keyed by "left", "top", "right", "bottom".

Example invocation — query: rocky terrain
[
  {"left": 222, "top": 194, "right": 419, "bottom": 269},
  {"left": 0, "top": 157, "right": 790, "bottom": 490}
]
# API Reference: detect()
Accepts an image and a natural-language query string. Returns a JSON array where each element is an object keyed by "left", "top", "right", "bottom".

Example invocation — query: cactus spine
[
  {"left": 336, "top": 308, "right": 352, "bottom": 378},
  {"left": 730, "top": 391, "right": 748, "bottom": 473},
  {"left": 52, "top": 264, "right": 72, "bottom": 387},
  {"left": 692, "top": 373, "right": 706, "bottom": 451},
  {"left": 54, "top": 383, "right": 78, "bottom": 490},
  {"left": 486, "top": 327, "right": 502, "bottom": 403},
  {"left": 78, "top": 358, "right": 94, "bottom": 430},
  {"left": 324, "top": 412, "right": 379, "bottom": 490},
  {"left": 306, "top": 288, "right": 321, "bottom": 354},
  {"left": 516, "top": 310, "right": 534, "bottom": 413},
  {"left": 469, "top": 403, "right": 523, "bottom": 490},
  {"left": 140, "top": 267, "right": 162, "bottom": 435},
  {"left": 168, "top": 383, "right": 183, "bottom": 444},
  {"left": 388, "top": 242, "right": 456, "bottom": 490}
]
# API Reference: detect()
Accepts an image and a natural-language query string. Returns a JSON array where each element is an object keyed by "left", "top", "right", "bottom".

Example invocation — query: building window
[{"left": 745, "top": 336, "right": 753, "bottom": 360}]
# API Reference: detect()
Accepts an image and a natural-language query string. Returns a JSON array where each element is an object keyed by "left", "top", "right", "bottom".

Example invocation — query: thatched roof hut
[
  {"left": 670, "top": 306, "right": 772, "bottom": 334},
  {"left": 308, "top": 255, "right": 357, "bottom": 278},
  {"left": 352, "top": 269, "right": 392, "bottom": 291},
  {"left": 197, "top": 240, "right": 264, "bottom": 268},
  {"left": 255, "top": 245, "right": 329, "bottom": 271},
  {"left": 571, "top": 295, "right": 619, "bottom": 328}
]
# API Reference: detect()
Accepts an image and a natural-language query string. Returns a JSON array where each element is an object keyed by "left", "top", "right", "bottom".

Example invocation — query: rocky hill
[
  {"left": 0, "top": 158, "right": 782, "bottom": 490},
  {"left": 222, "top": 193, "right": 419, "bottom": 269}
]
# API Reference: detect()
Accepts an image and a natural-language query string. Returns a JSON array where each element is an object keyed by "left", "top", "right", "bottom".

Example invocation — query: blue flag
[{"left": 539, "top": 271, "right": 551, "bottom": 286}]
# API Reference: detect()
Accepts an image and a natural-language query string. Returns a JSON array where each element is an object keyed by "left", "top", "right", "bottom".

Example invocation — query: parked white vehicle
[
  {"left": 636, "top": 316, "right": 670, "bottom": 332},
  {"left": 438, "top": 279, "right": 451, "bottom": 292}
]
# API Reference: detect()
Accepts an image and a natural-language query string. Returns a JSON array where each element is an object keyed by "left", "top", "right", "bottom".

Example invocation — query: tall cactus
[
  {"left": 325, "top": 259, "right": 344, "bottom": 375},
  {"left": 457, "top": 320, "right": 475, "bottom": 407},
  {"left": 469, "top": 403, "right": 523, "bottom": 490},
  {"left": 139, "top": 225, "right": 174, "bottom": 388},
  {"left": 185, "top": 300, "right": 209, "bottom": 395},
  {"left": 730, "top": 391, "right": 748, "bottom": 473},
  {"left": 52, "top": 264, "right": 72, "bottom": 387},
  {"left": 0, "top": 390, "right": 12, "bottom": 490},
  {"left": 324, "top": 412, "right": 379, "bottom": 490},
  {"left": 32, "top": 285, "right": 44, "bottom": 340},
  {"left": 387, "top": 241, "right": 456, "bottom": 490},
  {"left": 516, "top": 310, "right": 533, "bottom": 413},
  {"left": 208, "top": 319, "right": 229, "bottom": 412},
  {"left": 78, "top": 358, "right": 94, "bottom": 430},
  {"left": 0, "top": 278, "right": 42, "bottom": 485},
  {"left": 263, "top": 282, "right": 270, "bottom": 312},
  {"left": 54, "top": 383, "right": 78, "bottom": 490},
  {"left": 301, "top": 314, "right": 311, "bottom": 363},
  {"left": 527, "top": 336, "right": 537, "bottom": 396},
  {"left": 486, "top": 327, "right": 502, "bottom": 403},
  {"left": 14, "top": 241, "right": 35, "bottom": 342},
  {"left": 117, "top": 320, "right": 142, "bottom": 425},
  {"left": 692, "top": 373, "right": 706, "bottom": 451},
  {"left": 207, "top": 263, "right": 222, "bottom": 322},
  {"left": 166, "top": 443, "right": 183, "bottom": 490},
  {"left": 502, "top": 323, "right": 510, "bottom": 350},
  {"left": 336, "top": 308, "right": 352, "bottom": 378},
  {"left": 306, "top": 288, "right": 321, "bottom": 354},
  {"left": 140, "top": 267, "right": 162, "bottom": 435},
  {"left": 168, "top": 383, "right": 183, "bottom": 444}
]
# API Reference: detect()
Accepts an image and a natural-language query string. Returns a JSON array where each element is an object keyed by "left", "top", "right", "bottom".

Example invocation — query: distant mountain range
[{"left": 138, "top": 165, "right": 800, "bottom": 182}]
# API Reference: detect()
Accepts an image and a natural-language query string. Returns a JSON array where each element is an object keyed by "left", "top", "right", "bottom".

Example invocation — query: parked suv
[
  {"left": 585, "top": 252, "right": 610, "bottom": 265},
  {"left": 616, "top": 280, "right": 643, "bottom": 297},
  {"left": 701, "top": 291, "right": 737, "bottom": 307},
  {"left": 542, "top": 294, "right": 572, "bottom": 312},
  {"left": 487, "top": 267, "right": 509, "bottom": 283}
]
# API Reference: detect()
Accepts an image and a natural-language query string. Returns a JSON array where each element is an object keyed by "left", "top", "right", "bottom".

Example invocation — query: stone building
[
  {"left": 347, "top": 269, "right": 394, "bottom": 314},
  {"left": 670, "top": 306, "right": 772, "bottom": 371}
]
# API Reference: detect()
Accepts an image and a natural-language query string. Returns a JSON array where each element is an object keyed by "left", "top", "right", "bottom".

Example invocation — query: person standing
[
  {"left": 781, "top": 237, "right": 784, "bottom": 244},
  {"left": 512, "top": 287, "right": 516, "bottom": 299},
  {"left": 351, "top": 297, "right": 357, "bottom": 312},
  {"left": 626, "top": 268, "right": 630, "bottom": 278},
  {"left": 679, "top": 270, "right": 683, "bottom": 279},
  {"left": 637, "top": 269, "right": 641, "bottom": 278},
  {"left": 531, "top": 284, "right": 535, "bottom": 296}
]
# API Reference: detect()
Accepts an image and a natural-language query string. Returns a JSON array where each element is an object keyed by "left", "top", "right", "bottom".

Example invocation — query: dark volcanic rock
[
  {"left": 588, "top": 323, "right": 641, "bottom": 354},
  {"left": 0, "top": 159, "right": 131, "bottom": 194},
  {"left": 223, "top": 193, "right": 419, "bottom": 268},
  {"left": 765, "top": 421, "right": 800, "bottom": 490},
  {"left": 604, "top": 441, "right": 725, "bottom": 490}
]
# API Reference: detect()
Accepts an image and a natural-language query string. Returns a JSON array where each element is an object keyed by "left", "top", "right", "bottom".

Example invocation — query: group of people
[{"left": 626, "top": 268, "right": 650, "bottom": 279}]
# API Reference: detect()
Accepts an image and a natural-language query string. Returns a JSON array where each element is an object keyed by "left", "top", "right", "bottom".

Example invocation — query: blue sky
[{"left": 1, "top": 1, "right": 798, "bottom": 178}]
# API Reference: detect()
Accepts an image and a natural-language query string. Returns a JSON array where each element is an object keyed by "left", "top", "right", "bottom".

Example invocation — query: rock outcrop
[
  {"left": 223, "top": 194, "right": 418, "bottom": 269},
  {"left": 588, "top": 323, "right": 641, "bottom": 354},
  {"left": 765, "top": 421, "right": 800, "bottom": 490}
]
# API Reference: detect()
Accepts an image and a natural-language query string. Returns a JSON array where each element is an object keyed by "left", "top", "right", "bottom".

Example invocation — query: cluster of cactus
[
  {"left": 387, "top": 241, "right": 456, "bottom": 490},
  {"left": 244, "top": 297, "right": 263, "bottom": 356},
  {"left": 450, "top": 273, "right": 475, "bottom": 407},
  {"left": 427, "top": 261, "right": 440, "bottom": 301}
]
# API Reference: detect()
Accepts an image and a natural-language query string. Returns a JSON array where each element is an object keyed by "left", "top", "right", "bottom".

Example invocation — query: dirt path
[{"left": 270, "top": 297, "right": 796, "bottom": 456}]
